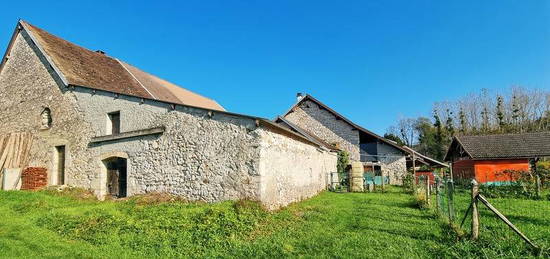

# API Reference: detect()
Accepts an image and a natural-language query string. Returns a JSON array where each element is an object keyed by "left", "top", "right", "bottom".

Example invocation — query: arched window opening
[{"left": 41, "top": 108, "right": 52, "bottom": 129}]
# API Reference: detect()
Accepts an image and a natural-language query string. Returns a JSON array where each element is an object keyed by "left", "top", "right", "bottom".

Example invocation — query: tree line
[{"left": 385, "top": 87, "right": 550, "bottom": 161}]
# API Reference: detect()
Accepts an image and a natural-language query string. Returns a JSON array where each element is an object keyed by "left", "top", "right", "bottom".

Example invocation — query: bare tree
[{"left": 397, "top": 118, "right": 418, "bottom": 147}]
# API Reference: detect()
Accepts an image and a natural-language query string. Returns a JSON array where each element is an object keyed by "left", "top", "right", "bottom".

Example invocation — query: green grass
[
  {"left": 0, "top": 187, "right": 547, "bottom": 258},
  {"left": 443, "top": 189, "right": 550, "bottom": 258}
]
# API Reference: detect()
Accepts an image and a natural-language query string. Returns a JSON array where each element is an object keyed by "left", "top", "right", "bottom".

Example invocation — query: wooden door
[
  {"left": 106, "top": 158, "right": 127, "bottom": 198},
  {"left": 118, "top": 159, "right": 127, "bottom": 197},
  {"left": 107, "top": 167, "right": 119, "bottom": 196}
]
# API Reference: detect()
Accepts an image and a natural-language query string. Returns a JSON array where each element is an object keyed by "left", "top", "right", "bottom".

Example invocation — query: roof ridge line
[
  {"left": 116, "top": 59, "right": 157, "bottom": 99},
  {"left": 283, "top": 94, "right": 409, "bottom": 154}
]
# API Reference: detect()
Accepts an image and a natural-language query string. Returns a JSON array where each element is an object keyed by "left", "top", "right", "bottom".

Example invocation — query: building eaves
[
  {"left": 0, "top": 20, "right": 325, "bottom": 152},
  {"left": 283, "top": 94, "right": 410, "bottom": 154},
  {"left": 275, "top": 116, "right": 339, "bottom": 151}
]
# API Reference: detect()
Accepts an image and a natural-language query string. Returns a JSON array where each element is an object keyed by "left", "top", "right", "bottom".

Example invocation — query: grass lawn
[
  {"left": 0, "top": 187, "right": 547, "bottom": 258},
  {"left": 446, "top": 189, "right": 550, "bottom": 258}
]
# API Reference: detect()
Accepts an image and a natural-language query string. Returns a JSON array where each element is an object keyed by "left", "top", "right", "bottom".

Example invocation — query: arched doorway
[{"left": 103, "top": 157, "right": 127, "bottom": 198}]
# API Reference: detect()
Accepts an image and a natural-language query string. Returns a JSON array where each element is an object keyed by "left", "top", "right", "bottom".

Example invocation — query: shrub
[
  {"left": 402, "top": 172, "right": 415, "bottom": 194},
  {"left": 490, "top": 169, "right": 544, "bottom": 199},
  {"left": 414, "top": 188, "right": 429, "bottom": 209},
  {"left": 337, "top": 151, "right": 350, "bottom": 175}
]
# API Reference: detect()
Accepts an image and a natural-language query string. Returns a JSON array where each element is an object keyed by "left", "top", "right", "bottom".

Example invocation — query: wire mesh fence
[{"left": 434, "top": 175, "right": 457, "bottom": 222}]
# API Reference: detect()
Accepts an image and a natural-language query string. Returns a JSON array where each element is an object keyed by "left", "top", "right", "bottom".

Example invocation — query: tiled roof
[
  {"left": 452, "top": 132, "right": 550, "bottom": 160},
  {"left": 20, "top": 21, "right": 225, "bottom": 111},
  {"left": 282, "top": 94, "right": 409, "bottom": 154}
]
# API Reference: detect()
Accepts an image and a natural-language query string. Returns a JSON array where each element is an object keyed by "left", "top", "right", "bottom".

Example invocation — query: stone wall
[
  {"left": 0, "top": 29, "right": 337, "bottom": 208},
  {"left": 377, "top": 142, "right": 407, "bottom": 185},
  {"left": 0, "top": 30, "right": 95, "bottom": 188},
  {"left": 284, "top": 100, "right": 361, "bottom": 161},
  {"left": 73, "top": 87, "right": 263, "bottom": 202},
  {"left": 257, "top": 128, "right": 337, "bottom": 210},
  {"left": 283, "top": 99, "right": 408, "bottom": 185}
]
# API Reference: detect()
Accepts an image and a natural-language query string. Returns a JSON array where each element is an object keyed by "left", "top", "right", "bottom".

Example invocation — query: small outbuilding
[{"left": 444, "top": 132, "right": 550, "bottom": 184}]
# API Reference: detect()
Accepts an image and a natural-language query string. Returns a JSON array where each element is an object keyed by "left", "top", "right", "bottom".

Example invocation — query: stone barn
[
  {"left": 278, "top": 94, "right": 409, "bottom": 184},
  {"left": 279, "top": 94, "right": 446, "bottom": 185},
  {"left": 0, "top": 20, "right": 337, "bottom": 209}
]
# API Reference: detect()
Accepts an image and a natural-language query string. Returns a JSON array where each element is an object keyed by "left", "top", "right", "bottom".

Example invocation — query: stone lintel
[{"left": 90, "top": 126, "right": 165, "bottom": 144}]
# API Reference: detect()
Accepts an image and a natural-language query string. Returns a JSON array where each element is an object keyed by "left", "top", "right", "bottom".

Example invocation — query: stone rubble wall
[
  {"left": 257, "top": 128, "right": 337, "bottom": 210},
  {"left": 284, "top": 100, "right": 408, "bottom": 185},
  {"left": 0, "top": 30, "right": 96, "bottom": 188},
  {"left": 0, "top": 29, "right": 336, "bottom": 208},
  {"left": 74, "top": 87, "right": 263, "bottom": 202},
  {"left": 284, "top": 100, "right": 361, "bottom": 161},
  {"left": 377, "top": 142, "right": 407, "bottom": 185}
]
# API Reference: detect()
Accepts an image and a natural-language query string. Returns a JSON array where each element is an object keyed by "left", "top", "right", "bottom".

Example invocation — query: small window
[
  {"left": 107, "top": 111, "right": 120, "bottom": 135},
  {"left": 41, "top": 108, "right": 52, "bottom": 129}
]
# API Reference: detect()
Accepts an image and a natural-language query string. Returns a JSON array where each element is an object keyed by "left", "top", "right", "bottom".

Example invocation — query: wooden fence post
[
  {"left": 412, "top": 152, "right": 416, "bottom": 190},
  {"left": 435, "top": 177, "right": 440, "bottom": 211},
  {"left": 425, "top": 176, "right": 431, "bottom": 206},
  {"left": 471, "top": 179, "right": 479, "bottom": 240},
  {"left": 536, "top": 175, "right": 541, "bottom": 198},
  {"left": 477, "top": 194, "right": 539, "bottom": 250},
  {"left": 381, "top": 169, "right": 385, "bottom": 191}
]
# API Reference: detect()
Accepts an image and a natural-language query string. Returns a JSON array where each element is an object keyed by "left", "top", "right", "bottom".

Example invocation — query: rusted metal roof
[
  {"left": 20, "top": 21, "right": 225, "bottom": 111},
  {"left": 445, "top": 131, "right": 550, "bottom": 161}
]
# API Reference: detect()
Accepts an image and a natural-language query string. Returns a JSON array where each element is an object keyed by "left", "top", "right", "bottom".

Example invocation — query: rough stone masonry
[
  {"left": 283, "top": 97, "right": 408, "bottom": 185},
  {"left": 0, "top": 21, "right": 337, "bottom": 210}
]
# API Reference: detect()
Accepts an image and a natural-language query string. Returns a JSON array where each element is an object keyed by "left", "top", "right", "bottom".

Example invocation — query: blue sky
[{"left": 1, "top": 1, "right": 549, "bottom": 134}]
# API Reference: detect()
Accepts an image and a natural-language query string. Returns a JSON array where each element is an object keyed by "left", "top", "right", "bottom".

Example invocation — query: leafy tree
[
  {"left": 383, "top": 133, "right": 405, "bottom": 146},
  {"left": 415, "top": 120, "right": 439, "bottom": 158},
  {"left": 496, "top": 95, "right": 505, "bottom": 130},
  {"left": 337, "top": 151, "right": 350, "bottom": 175},
  {"left": 386, "top": 87, "right": 549, "bottom": 161},
  {"left": 459, "top": 107, "right": 467, "bottom": 134},
  {"left": 445, "top": 109, "right": 455, "bottom": 137},
  {"left": 512, "top": 95, "right": 520, "bottom": 129},
  {"left": 433, "top": 110, "right": 445, "bottom": 160},
  {"left": 481, "top": 107, "right": 490, "bottom": 133}
]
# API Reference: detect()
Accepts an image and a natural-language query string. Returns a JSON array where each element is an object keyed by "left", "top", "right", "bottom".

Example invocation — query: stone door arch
[
  {"left": 103, "top": 157, "right": 127, "bottom": 198},
  {"left": 98, "top": 152, "right": 129, "bottom": 198}
]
